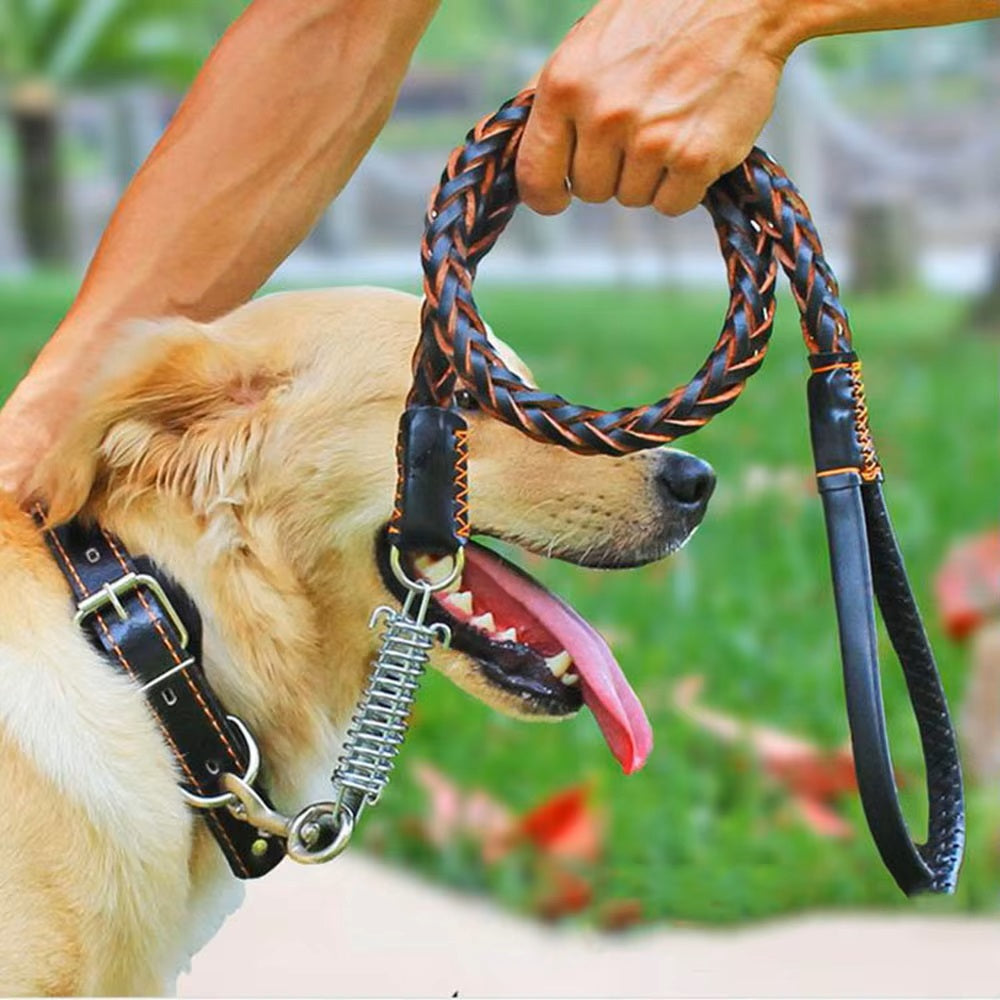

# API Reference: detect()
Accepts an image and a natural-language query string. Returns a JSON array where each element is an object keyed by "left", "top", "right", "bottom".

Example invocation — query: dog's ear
[{"left": 33, "top": 319, "right": 288, "bottom": 524}]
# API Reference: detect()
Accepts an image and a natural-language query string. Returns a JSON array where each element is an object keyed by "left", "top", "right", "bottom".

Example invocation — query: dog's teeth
[
  {"left": 442, "top": 574, "right": 463, "bottom": 594},
  {"left": 446, "top": 591, "right": 474, "bottom": 615},
  {"left": 545, "top": 650, "right": 572, "bottom": 678},
  {"left": 561, "top": 672, "right": 580, "bottom": 686},
  {"left": 469, "top": 612, "right": 495, "bottom": 632},
  {"left": 495, "top": 628, "right": 518, "bottom": 643}
]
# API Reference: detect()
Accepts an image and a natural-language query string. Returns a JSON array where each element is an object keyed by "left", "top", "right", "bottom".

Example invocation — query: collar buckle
[{"left": 73, "top": 571, "right": 190, "bottom": 650}]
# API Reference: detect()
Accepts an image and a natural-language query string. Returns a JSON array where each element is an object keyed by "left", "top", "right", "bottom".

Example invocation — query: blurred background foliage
[{"left": 0, "top": 0, "right": 997, "bottom": 926}]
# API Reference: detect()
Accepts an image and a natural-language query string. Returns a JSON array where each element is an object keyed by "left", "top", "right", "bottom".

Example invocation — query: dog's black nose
[{"left": 656, "top": 451, "right": 716, "bottom": 509}]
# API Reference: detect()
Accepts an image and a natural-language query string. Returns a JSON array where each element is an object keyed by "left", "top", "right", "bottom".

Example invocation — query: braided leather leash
[{"left": 390, "top": 90, "right": 964, "bottom": 895}]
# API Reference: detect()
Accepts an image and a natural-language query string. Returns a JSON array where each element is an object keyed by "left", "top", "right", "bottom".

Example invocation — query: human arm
[
  {"left": 0, "top": 0, "right": 439, "bottom": 501},
  {"left": 516, "top": 0, "right": 999, "bottom": 216}
]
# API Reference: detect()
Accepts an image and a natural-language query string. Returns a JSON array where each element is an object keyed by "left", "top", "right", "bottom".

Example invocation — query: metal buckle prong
[
  {"left": 73, "top": 572, "right": 190, "bottom": 650},
  {"left": 139, "top": 657, "right": 196, "bottom": 693}
]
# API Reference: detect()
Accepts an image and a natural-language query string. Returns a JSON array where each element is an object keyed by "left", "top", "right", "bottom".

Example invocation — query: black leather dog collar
[{"left": 42, "top": 516, "right": 285, "bottom": 880}]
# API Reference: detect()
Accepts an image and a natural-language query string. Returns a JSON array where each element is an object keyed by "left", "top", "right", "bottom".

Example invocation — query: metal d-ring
[
  {"left": 389, "top": 545, "right": 465, "bottom": 594},
  {"left": 286, "top": 802, "right": 355, "bottom": 864},
  {"left": 180, "top": 714, "right": 261, "bottom": 811}
]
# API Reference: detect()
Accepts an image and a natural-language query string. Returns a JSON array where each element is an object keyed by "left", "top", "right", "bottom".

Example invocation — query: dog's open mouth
[{"left": 377, "top": 532, "right": 652, "bottom": 774}]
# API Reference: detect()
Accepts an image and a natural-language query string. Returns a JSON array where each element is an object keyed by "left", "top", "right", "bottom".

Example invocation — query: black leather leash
[
  {"left": 33, "top": 91, "right": 965, "bottom": 895},
  {"left": 395, "top": 90, "right": 965, "bottom": 895},
  {"left": 41, "top": 515, "right": 285, "bottom": 879},
  {"left": 808, "top": 355, "right": 964, "bottom": 892}
]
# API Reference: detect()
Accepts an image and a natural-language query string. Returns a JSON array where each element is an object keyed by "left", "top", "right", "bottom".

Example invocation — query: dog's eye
[{"left": 455, "top": 389, "right": 480, "bottom": 411}]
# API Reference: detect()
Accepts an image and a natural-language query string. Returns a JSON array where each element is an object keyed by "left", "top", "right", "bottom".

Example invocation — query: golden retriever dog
[{"left": 0, "top": 286, "right": 713, "bottom": 995}]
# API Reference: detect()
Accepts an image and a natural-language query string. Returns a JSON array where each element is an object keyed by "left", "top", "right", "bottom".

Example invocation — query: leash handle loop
[
  {"left": 807, "top": 357, "right": 964, "bottom": 893},
  {"left": 403, "top": 88, "right": 966, "bottom": 895}
]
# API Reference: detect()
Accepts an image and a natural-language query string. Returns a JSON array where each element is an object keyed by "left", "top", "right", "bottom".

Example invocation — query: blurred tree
[{"left": 0, "top": 0, "right": 234, "bottom": 265}]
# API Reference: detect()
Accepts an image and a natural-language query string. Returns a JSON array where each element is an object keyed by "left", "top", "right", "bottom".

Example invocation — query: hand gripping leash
[{"left": 388, "top": 90, "right": 964, "bottom": 895}]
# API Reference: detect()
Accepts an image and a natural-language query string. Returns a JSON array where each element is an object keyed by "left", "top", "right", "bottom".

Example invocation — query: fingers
[
  {"left": 652, "top": 155, "right": 716, "bottom": 216},
  {"left": 518, "top": 88, "right": 720, "bottom": 216},
  {"left": 569, "top": 129, "right": 622, "bottom": 203},
  {"left": 615, "top": 155, "right": 665, "bottom": 209},
  {"left": 516, "top": 95, "right": 574, "bottom": 216}
]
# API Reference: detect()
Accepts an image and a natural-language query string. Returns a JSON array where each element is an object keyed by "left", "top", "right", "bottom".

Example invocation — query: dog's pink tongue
[{"left": 465, "top": 548, "right": 653, "bottom": 774}]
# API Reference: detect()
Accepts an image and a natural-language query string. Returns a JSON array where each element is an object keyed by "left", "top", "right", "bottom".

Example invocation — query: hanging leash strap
[
  {"left": 808, "top": 356, "right": 963, "bottom": 891},
  {"left": 41, "top": 516, "right": 286, "bottom": 879},
  {"left": 396, "top": 89, "right": 964, "bottom": 894}
]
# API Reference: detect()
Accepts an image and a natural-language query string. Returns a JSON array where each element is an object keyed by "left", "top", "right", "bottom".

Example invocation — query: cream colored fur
[{"left": 0, "top": 287, "right": 699, "bottom": 994}]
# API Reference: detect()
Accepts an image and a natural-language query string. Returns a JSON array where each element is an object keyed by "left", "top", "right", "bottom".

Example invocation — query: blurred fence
[{"left": 1, "top": 43, "right": 997, "bottom": 293}]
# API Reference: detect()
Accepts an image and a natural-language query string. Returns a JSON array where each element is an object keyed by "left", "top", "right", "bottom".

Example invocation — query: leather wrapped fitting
[
  {"left": 807, "top": 351, "right": 879, "bottom": 489},
  {"left": 389, "top": 406, "right": 469, "bottom": 554}
]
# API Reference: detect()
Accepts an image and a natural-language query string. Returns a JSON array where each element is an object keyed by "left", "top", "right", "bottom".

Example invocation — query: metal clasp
[
  {"left": 74, "top": 572, "right": 190, "bottom": 650},
  {"left": 221, "top": 772, "right": 354, "bottom": 864}
]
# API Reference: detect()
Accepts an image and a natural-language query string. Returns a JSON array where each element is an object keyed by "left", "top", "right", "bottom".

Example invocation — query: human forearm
[
  {"left": 0, "top": 0, "right": 439, "bottom": 501},
  {"left": 64, "top": 0, "right": 439, "bottom": 339},
  {"left": 772, "top": 0, "right": 998, "bottom": 57}
]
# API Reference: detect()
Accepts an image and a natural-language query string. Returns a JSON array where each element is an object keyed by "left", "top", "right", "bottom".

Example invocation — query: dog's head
[{"left": 33, "top": 287, "right": 713, "bottom": 775}]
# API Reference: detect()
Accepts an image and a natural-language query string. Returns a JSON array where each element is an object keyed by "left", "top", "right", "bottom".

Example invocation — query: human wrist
[
  {"left": 753, "top": 0, "right": 817, "bottom": 64},
  {"left": 758, "top": 0, "right": 999, "bottom": 53}
]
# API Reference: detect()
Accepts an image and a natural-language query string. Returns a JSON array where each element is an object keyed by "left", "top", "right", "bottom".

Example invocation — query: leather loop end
[{"left": 390, "top": 407, "right": 469, "bottom": 554}]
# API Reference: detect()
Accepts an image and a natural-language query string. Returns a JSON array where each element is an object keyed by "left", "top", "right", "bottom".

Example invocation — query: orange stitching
[
  {"left": 101, "top": 530, "right": 243, "bottom": 768},
  {"left": 388, "top": 432, "right": 405, "bottom": 537},
  {"left": 49, "top": 526, "right": 251, "bottom": 874},
  {"left": 847, "top": 362, "right": 882, "bottom": 483},
  {"left": 47, "top": 527, "right": 91, "bottom": 598},
  {"left": 453, "top": 426, "right": 471, "bottom": 538},
  {"left": 92, "top": 611, "right": 203, "bottom": 790},
  {"left": 92, "top": 610, "right": 250, "bottom": 875},
  {"left": 816, "top": 467, "right": 861, "bottom": 478}
]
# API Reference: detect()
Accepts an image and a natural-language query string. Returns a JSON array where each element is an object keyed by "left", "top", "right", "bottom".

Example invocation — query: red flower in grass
[{"left": 519, "top": 785, "right": 604, "bottom": 863}]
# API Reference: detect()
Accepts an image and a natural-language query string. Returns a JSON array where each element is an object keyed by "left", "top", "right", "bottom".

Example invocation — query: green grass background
[{"left": 2, "top": 276, "right": 997, "bottom": 924}]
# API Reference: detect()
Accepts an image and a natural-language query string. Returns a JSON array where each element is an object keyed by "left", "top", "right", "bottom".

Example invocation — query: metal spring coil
[{"left": 332, "top": 611, "right": 435, "bottom": 804}]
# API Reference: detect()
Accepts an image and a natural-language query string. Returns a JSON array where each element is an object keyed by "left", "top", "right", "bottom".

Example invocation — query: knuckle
[
  {"left": 672, "top": 144, "right": 715, "bottom": 175},
  {"left": 630, "top": 129, "right": 670, "bottom": 163},
  {"left": 538, "top": 62, "right": 581, "bottom": 106},
  {"left": 588, "top": 100, "right": 631, "bottom": 136}
]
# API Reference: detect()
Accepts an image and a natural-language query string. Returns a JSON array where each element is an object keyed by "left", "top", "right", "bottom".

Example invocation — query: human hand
[
  {"left": 0, "top": 333, "right": 90, "bottom": 509},
  {"left": 516, "top": 0, "right": 796, "bottom": 216}
]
